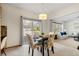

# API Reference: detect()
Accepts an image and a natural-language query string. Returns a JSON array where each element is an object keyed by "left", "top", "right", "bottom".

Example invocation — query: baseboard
[{"left": 5, "top": 45, "right": 22, "bottom": 49}]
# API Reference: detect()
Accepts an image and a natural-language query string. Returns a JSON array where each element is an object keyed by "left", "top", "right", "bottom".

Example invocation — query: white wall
[
  {"left": 0, "top": 6, "right": 1, "bottom": 51},
  {"left": 2, "top": 4, "right": 7, "bottom": 26},
  {"left": 2, "top": 4, "right": 39, "bottom": 47},
  {"left": 63, "top": 19, "right": 79, "bottom": 36},
  {"left": 0, "top": 7, "right": 2, "bottom": 24},
  {"left": 0, "top": 7, "right": 2, "bottom": 17},
  {"left": 42, "top": 19, "right": 50, "bottom": 34}
]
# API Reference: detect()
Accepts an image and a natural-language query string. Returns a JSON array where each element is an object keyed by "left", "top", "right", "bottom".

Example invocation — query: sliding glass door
[
  {"left": 32, "top": 21, "right": 41, "bottom": 38},
  {"left": 51, "top": 23, "right": 62, "bottom": 34},
  {"left": 22, "top": 18, "right": 41, "bottom": 45},
  {"left": 23, "top": 20, "right": 33, "bottom": 44}
]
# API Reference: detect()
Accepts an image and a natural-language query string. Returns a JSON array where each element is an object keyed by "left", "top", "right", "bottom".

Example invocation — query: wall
[
  {"left": 42, "top": 19, "right": 50, "bottom": 34},
  {"left": 0, "top": 7, "right": 1, "bottom": 18},
  {"left": 63, "top": 19, "right": 79, "bottom": 36},
  {"left": 0, "top": 5, "right": 1, "bottom": 52},
  {"left": 2, "top": 4, "right": 38, "bottom": 47},
  {"left": 2, "top": 4, "right": 7, "bottom": 26},
  {"left": 0, "top": 6, "right": 2, "bottom": 25}
]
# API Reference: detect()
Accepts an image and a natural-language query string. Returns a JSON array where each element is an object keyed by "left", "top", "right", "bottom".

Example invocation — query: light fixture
[{"left": 39, "top": 13, "right": 47, "bottom": 20}]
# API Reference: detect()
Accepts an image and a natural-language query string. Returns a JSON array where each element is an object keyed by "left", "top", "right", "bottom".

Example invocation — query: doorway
[
  {"left": 50, "top": 20, "right": 63, "bottom": 34},
  {"left": 20, "top": 16, "right": 42, "bottom": 45}
]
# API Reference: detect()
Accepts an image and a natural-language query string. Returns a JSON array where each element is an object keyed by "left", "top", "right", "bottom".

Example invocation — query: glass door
[
  {"left": 51, "top": 23, "right": 62, "bottom": 34},
  {"left": 32, "top": 21, "right": 41, "bottom": 38},
  {"left": 22, "top": 19, "right": 33, "bottom": 45},
  {"left": 22, "top": 18, "right": 41, "bottom": 45}
]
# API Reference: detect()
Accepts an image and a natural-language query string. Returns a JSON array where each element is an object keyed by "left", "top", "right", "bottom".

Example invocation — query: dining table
[
  {"left": 42, "top": 37, "right": 48, "bottom": 56},
  {"left": 35, "top": 36, "right": 48, "bottom": 56}
]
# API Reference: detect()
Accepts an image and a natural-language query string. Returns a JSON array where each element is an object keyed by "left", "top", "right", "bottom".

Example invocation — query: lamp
[{"left": 39, "top": 13, "right": 47, "bottom": 20}]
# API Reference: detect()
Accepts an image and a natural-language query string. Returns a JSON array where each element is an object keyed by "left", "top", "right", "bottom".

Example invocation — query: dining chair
[
  {"left": 26, "top": 34, "right": 42, "bottom": 56},
  {"left": 46, "top": 32, "right": 55, "bottom": 56},
  {"left": 1, "top": 36, "right": 7, "bottom": 56}
]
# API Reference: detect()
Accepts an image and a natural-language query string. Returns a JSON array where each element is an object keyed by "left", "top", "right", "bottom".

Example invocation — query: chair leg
[
  {"left": 47, "top": 48, "right": 49, "bottom": 56},
  {"left": 32, "top": 49, "right": 34, "bottom": 56},
  {"left": 1, "top": 49, "right": 7, "bottom": 56},
  {"left": 40, "top": 47, "right": 42, "bottom": 53},
  {"left": 51, "top": 46, "right": 54, "bottom": 54},
  {"left": 28, "top": 46, "right": 30, "bottom": 53},
  {"left": 3, "top": 50, "right": 6, "bottom": 56},
  {"left": 37, "top": 47, "right": 39, "bottom": 51}
]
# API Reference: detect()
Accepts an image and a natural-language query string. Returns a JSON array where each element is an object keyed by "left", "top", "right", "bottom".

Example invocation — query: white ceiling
[
  {"left": 7, "top": 3, "right": 79, "bottom": 22},
  {"left": 9, "top": 3, "right": 74, "bottom": 14},
  {"left": 54, "top": 11, "right": 79, "bottom": 23}
]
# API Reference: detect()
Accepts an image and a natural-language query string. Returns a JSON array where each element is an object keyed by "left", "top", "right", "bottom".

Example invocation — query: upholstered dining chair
[
  {"left": 46, "top": 32, "right": 55, "bottom": 56},
  {"left": 1, "top": 36, "right": 7, "bottom": 56},
  {"left": 26, "top": 34, "right": 42, "bottom": 56}
]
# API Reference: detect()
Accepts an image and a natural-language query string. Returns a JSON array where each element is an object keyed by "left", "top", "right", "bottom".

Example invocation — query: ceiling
[
  {"left": 8, "top": 3, "right": 74, "bottom": 14},
  {"left": 54, "top": 11, "right": 79, "bottom": 23},
  {"left": 7, "top": 3, "right": 79, "bottom": 22}
]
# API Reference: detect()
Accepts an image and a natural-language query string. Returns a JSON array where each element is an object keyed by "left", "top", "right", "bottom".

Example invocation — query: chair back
[
  {"left": 26, "top": 34, "right": 33, "bottom": 47},
  {"left": 1, "top": 36, "right": 7, "bottom": 50},
  {"left": 1, "top": 26, "right": 7, "bottom": 42},
  {"left": 48, "top": 32, "right": 55, "bottom": 48}
]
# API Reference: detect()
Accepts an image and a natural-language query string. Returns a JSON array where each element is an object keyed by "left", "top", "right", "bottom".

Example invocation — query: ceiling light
[{"left": 39, "top": 13, "right": 47, "bottom": 20}]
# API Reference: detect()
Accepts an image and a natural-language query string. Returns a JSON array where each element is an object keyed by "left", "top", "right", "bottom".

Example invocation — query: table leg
[{"left": 42, "top": 40, "right": 44, "bottom": 56}]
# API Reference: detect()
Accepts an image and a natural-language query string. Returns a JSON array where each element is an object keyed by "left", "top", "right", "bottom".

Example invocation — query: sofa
[{"left": 57, "top": 32, "right": 68, "bottom": 39}]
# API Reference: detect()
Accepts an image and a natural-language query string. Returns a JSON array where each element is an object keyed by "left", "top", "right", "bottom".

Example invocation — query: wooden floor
[
  {"left": 2, "top": 38, "right": 79, "bottom": 56},
  {"left": 55, "top": 38, "right": 79, "bottom": 49}
]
